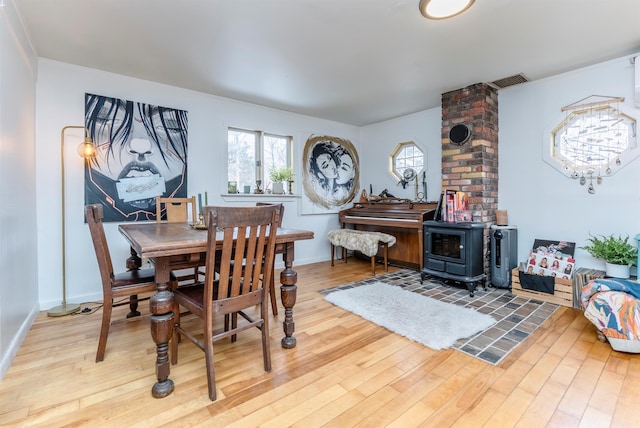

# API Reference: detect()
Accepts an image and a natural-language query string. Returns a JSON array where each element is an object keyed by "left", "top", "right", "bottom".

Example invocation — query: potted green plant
[
  {"left": 268, "top": 167, "right": 292, "bottom": 194},
  {"left": 581, "top": 234, "right": 638, "bottom": 278}
]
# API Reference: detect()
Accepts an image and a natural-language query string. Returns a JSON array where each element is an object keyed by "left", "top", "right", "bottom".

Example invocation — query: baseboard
[{"left": 0, "top": 303, "right": 39, "bottom": 382}]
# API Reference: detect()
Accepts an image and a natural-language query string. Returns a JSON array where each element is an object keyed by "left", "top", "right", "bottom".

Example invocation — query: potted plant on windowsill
[
  {"left": 581, "top": 234, "right": 638, "bottom": 278},
  {"left": 269, "top": 167, "right": 292, "bottom": 194}
]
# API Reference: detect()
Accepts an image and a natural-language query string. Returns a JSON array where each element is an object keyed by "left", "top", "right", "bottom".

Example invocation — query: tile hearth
[{"left": 320, "top": 269, "right": 559, "bottom": 365}]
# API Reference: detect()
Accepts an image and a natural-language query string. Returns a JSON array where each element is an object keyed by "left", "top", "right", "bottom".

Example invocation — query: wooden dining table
[{"left": 118, "top": 222, "right": 314, "bottom": 398}]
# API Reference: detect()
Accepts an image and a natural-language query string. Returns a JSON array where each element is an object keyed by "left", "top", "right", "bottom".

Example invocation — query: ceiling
[{"left": 14, "top": 0, "right": 640, "bottom": 126}]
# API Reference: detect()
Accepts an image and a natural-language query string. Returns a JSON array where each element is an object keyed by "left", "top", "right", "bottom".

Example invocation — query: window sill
[{"left": 220, "top": 193, "right": 300, "bottom": 203}]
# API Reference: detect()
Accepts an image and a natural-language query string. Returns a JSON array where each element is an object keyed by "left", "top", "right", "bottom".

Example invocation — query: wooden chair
[
  {"left": 85, "top": 204, "right": 175, "bottom": 363},
  {"left": 212, "top": 202, "right": 284, "bottom": 315},
  {"left": 155, "top": 195, "right": 198, "bottom": 224},
  {"left": 155, "top": 195, "right": 204, "bottom": 284},
  {"left": 170, "top": 205, "right": 280, "bottom": 401}
]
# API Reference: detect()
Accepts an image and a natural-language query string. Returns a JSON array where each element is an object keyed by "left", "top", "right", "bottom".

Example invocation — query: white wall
[
  {"left": 359, "top": 108, "right": 442, "bottom": 202},
  {"left": 497, "top": 55, "right": 640, "bottom": 271},
  {"left": 35, "top": 60, "right": 360, "bottom": 309},
  {"left": 0, "top": 1, "right": 40, "bottom": 380}
]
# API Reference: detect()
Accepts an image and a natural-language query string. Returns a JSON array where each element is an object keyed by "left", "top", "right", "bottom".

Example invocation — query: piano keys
[{"left": 338, "top": 199, "right": 437, "bottom": 270}]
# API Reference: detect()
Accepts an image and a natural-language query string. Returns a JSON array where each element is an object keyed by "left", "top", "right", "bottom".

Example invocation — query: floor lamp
[{"left": 47, "top": 126, "right": 96, "bottom": 317}]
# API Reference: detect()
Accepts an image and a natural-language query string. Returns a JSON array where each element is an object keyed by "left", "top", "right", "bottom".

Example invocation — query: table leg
[
  {"left": 149, "top": 257, "right": 175, "bottom": 398},
  {"left": 279, "top": 242, "right": 298, "bottom": 349}
]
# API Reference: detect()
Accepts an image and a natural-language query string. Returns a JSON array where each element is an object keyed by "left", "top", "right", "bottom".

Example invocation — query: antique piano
[{"left": 338, "top": 199, "right": 437, "bottom": 270}]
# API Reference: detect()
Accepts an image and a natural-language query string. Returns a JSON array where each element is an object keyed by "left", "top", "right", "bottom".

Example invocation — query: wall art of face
[
  {"left": 303, "top": 135, "right": 359, "bottom": 209},
  {"left": 84, "top": 93, "right": 188, "bottom": 222}
]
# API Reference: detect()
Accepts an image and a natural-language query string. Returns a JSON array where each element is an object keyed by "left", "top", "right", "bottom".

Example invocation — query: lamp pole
[{"left": 48, "top": 126, "right": 96, "bottom": 317}]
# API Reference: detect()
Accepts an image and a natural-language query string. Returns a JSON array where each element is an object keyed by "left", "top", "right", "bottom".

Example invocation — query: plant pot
[
  {"left": 272, "top": 182, "right": 285, "bottom": 194},
  {"left": 605, "top": 262, "right": 630, "bottom": 279}
]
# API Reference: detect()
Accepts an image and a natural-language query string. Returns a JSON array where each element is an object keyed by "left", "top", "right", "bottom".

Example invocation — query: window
[
  {"left": 389, "top": 141, "right": 425, "bottom": 180},
  {"left": 545, "top": 97, "right": 638, "bottom": 193},
  {"left": 227, "top": 127, "right": 293, "bottom": 193}
]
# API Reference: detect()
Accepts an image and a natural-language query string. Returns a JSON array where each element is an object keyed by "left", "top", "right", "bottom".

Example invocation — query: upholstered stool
[{"left": 328, "top": 229, "right": 396, "bottom": 275}]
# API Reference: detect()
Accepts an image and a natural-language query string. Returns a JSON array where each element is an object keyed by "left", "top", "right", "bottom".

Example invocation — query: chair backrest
[
  {"left": 202, "top": 205, "right": 279, "bottom": 309},
  {"left": 255, "top": 202, "right": 285, "bottom": 227},
  {"left": 156, "top": 196, "right": 197, "bottom": 223},
  {"left": 85, "top": 204, "right": 115, "bottom": 289}
]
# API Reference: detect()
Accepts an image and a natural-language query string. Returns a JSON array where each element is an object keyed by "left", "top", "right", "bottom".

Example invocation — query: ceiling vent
[{"left": 490, "top": 73, "right": 528, "bottom": 89}]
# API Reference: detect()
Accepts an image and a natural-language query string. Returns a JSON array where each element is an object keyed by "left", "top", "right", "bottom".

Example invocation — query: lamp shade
[{"left": 77, "top": 137, "right": 96, "bottom": 158}]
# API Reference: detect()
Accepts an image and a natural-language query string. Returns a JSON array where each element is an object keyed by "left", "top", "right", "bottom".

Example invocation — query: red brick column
[{"left": 441, "top": 83, "right": 499, "bottom": 275}]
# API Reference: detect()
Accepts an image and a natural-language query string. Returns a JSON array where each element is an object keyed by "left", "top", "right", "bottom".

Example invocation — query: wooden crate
[{"left": 511, "top": 268, "right": 573, "bottom": 307}]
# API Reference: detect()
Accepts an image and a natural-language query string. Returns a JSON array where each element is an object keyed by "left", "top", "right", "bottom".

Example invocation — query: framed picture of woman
[
  {"left": 84, "top": 93, "right": 188, "bottom": 222},
  {"left": 302, "top": 134, "right": 359, "bottom": 213}
]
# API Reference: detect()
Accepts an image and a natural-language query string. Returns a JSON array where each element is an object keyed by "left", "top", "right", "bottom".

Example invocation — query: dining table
[{"left": 118, "top": 222, "right": 314, "bottom": 398}]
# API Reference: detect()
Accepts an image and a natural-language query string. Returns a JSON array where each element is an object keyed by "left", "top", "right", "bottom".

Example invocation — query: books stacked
[
  {"left": 572, "top": 267, "right": 606, "bottom": 309},
  {"left": 434, "top": 190, "right": 471, "bottom": 222}
]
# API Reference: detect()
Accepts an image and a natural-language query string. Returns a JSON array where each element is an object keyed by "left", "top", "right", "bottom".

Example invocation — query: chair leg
[
  {"left": 203, "top": 329, "right": 217, "bottom": 401},
  {"left": 261, "top": 300, "right": 272, "bottom": 372},
  {"left": 126, "top": 294, "right": 141, "bottom": 318},
  {"left": 269, "top": 274, "right": 278, "bottom": 316},
  {"left": 95, "top": 299, "right": 113, "bottom": 362},
  {"left": 170, "top": 301, "right": 181, "bottom": 366},
  {"left": 371, "top": 256, "right": 376, "bottom": 276},
  {"left": 231, "top": 313, "right": 238, "bottom": 342}
]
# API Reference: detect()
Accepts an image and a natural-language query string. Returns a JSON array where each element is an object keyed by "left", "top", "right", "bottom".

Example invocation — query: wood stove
[{"left": 420, "top": 220, "right": 486, "bottom": 296}]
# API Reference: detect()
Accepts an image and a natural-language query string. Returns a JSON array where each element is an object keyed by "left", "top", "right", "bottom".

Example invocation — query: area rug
[
  {"left": 320, "top": 269, "right": 559, "bottom": 365},
  {"left": 325, "top": 282, "right": 496, "bottom": 350}
]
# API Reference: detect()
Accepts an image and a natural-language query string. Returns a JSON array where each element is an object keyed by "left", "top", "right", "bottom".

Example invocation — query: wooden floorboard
[{"left": 0, "top": 259, "right": 637, "bottom": 427}]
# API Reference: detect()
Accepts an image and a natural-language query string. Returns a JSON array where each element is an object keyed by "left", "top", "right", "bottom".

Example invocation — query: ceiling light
[{"left": 419, "top": 0, "right": 475, "bottom": 19}]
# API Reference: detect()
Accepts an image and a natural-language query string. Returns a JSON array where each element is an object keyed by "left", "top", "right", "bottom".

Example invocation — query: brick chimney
[
  {"left": 441, "top": 83, "right": 499, "bottom": 225},
  {"left": 441, "top": 83, "right": 499, "bottom": 275}
]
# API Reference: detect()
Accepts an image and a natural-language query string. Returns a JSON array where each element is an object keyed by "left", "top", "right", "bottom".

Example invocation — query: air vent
[{"left": 491, "top": 73, "right": 528, "bottom": 89}]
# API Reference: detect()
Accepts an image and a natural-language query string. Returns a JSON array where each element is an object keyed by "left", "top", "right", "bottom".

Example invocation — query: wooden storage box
[{"left": 511, "top": 268, "right": 574, "bottom": 307}]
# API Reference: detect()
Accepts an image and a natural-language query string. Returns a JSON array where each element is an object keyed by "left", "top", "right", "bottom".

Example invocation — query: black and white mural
[
  {"left": 84, "top": 93, "right": 188, "bottom": 222},
  {"left": 302, "top": 135, "right": 359, "bottom": 213}
]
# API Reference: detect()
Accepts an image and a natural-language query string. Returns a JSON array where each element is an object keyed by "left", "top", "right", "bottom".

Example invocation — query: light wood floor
[{"left": 1, "top": 259, "right": 638, "bottom": 427}]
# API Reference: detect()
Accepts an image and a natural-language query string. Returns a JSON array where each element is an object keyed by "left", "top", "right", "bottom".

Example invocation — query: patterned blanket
[
  {"left": 581, "top": 278, "right": 640, "bottom": 341},
  {"left": 328, "top": 229, "right": 396, "bottom": 257}
]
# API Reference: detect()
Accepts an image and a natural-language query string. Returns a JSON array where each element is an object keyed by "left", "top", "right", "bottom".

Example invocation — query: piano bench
[{"left": 328, "top": 229, "right": 396, "bottom": 276}]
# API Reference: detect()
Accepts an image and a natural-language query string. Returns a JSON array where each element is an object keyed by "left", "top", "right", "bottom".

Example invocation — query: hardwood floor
[{"left": 1, "top": 259, "right": 638, "bottom": 427}]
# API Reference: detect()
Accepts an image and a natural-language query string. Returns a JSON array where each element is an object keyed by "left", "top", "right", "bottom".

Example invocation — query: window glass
[
  {"left": 263, "top": 134, "right": 289, "bottom": 182},
  {"left": 227, "top": 127, "right": 292, "bottom": 193},
  {"left": 390, "top": 141, "right": 424, "bottom": 180},
  {"left": 228, "top": 129, "right": 257, "bottom": 192},
  {"left": 552, "top": 106, "right": 636, "bottom": 176}
]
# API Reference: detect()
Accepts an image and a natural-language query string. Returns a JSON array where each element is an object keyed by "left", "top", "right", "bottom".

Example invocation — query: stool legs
[
  {"left": 331, "top": 244, "right": 349, "bottom": 266},
  {"left": 331, "top": 243, "right": 335, "bottom": 266},
  {"left": 331, "top": 240, "right": 390, "bottom": 276},
  {"left": 383, "top": 242, "right": 388, "bottom": 272}
]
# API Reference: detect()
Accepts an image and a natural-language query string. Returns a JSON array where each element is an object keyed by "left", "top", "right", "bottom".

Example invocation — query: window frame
[
  {"left": 389, "top": 140, "right": 426, "bottom": 181},
  {"left": 543, "top": 104, "right": 639, "bottom": 180},
  {"left": 227, "top": 126, "right": 293, "bottom": 193}
]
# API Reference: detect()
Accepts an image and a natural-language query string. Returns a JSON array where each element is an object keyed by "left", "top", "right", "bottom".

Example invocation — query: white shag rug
[{"left": 325, "top": 282, "right": 496, "bottom": 350}]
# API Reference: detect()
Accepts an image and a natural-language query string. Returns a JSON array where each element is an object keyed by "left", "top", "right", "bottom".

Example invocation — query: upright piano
[{"left": 338, "top": 199, "right": 437, "bottom": 270}]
